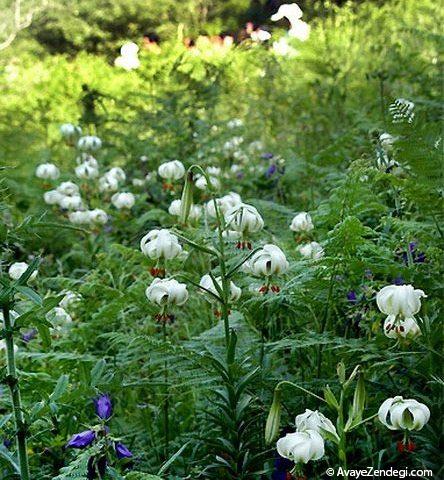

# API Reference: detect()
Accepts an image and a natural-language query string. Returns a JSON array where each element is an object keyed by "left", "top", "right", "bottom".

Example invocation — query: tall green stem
[
  {"left": 2, "top": 303, "right": 30, "bottom": 480},
  {"left": 162, "top": 321, "right": 169, "bottom": 458},
  {"left": 337, "top": 390, "right": 348, "bottom": 480}
]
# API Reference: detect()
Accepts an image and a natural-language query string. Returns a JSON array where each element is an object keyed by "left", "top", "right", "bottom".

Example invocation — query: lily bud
[
  {"left": 179, "top": 171, "right": 194, "bottom": 223},
  {"left": 265, "top": 389, "right": 282, "bottom": 444}
]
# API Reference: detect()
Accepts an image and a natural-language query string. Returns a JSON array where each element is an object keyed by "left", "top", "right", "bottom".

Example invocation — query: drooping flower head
[
  {"left": 243, "top": 244, "right": 289, "bottom": 277},
  {"left": 115, "top": 442, "right": 133, "bottom": 459},
  {"left": 276, "top": 429, "right": 324, "bottom": 464},
  {"left": 66, "top": 430, "right": 96, "bottom": 449},
  {"left": 376, "top": 284, "right": 426, "bottom": 318},
  {"left": 145, "top": 278, "right": 189, "bottom": 308},
  {"left": 378, "top": 396, "right": 430, "bottom": 431},
  {"left": 140, "top": 229, "right": 182, "bottom": 261}
]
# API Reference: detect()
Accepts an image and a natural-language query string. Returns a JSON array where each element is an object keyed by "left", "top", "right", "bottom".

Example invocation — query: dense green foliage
[{"left": 0, "top": 0, "right": 443, "bottom": 479}]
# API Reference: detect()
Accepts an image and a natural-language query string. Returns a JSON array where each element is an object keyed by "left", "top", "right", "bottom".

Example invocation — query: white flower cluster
[{"left": 36, "top": 129, "right": 138, "bottom": 226}]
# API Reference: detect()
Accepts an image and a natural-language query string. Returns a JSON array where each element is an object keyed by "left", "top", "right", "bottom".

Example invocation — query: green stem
[
  {"left": 337, "top": 390, "right": 348, "bottom": 480},
  {"left": 162, "top": 322, "right": 169, "bottom": 458},
  {"left": 275, "top": 380, "right": 326, "bottom": 403},
  {"left": 2, "top": 303, "right": 30, "bottom": 480}
]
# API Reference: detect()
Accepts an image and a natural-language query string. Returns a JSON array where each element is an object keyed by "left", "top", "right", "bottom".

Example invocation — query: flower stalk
[{"left": 2, "top": 302, "right": 31, "bottom": 480}]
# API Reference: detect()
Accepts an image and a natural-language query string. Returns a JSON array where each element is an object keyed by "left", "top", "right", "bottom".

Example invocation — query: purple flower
[
  {"left": 94, "top": 394, "right": 112, "bottom": 420},
  {"left": 3, "top": 438, "right": 12, "bottom": 449},
  {"left": 115, "top": 442, "right": 133, "bottom": 459},
  {"left": 401, "top": 242, "right": 426, "bottom": 264},
  {"left": 393, "top": 276, "right": 405, "bottom": 285},
  {"left": 265, "top": 164, "right": 277, "bottom": 178},
  {"left": 261, "top": 152, "right": 274, "bottom": 160},
  {"left": 66, "top": 430, "right": 96, "bottom": 449},
  {"left": 272, "top": 453, "right": 293, "bottom": 480},
  {"left": 347, "top": 291, "right": 358, "bottom": 303},
  {"left": 22, "top": 329, "right": 37, "bottom": 343}
]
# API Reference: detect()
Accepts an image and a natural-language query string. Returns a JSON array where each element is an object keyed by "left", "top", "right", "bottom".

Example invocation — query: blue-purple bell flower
[
  {"left": 401, "top": 242, "right": 426, "bottom": 264},
  {"left": 22, "top": 329, "right": 37, "bottom": 343},
  {"left": 347, "top": 291, "right": 358, "bottom": 303},
  {"left": 272, "top": 453, "right": 293, "bottom": 480},
  {"left": 66, "top": 430, "right": 96, "bottom": 448},
  {"left": 261, "top": 152, "right": 274, "bottom": 160},
  {"left": 265, "top": 164, "right": 277, "bottom": 178},
  {"left": 94, "top": 394, "right": 112, "bottom": 420},
  {"left": 115, "top": 442, "right": 133, "bottom": 459},
  {"left": 393, "top": 276, "right": 405, "bottom": 285}
]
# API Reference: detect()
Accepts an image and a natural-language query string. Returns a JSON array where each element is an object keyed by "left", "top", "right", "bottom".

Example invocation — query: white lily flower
[
  {"left": 115, "top": 42, "right": 140, "bottom": 70},
  {"left": 298, "top": 241, "right": 324, "bottom": 260},
  {"left": 168, "top": 199, "right": 202, "bottom": 221},
  {"left": 288, "top": 20, "right": 310, "bottom": 41},
  {"left": 57, "top": 181, "right": 79, "bottom": 196},
  {"left": 60, "top": 123, "right": 82, "bottom": 139},
  {"left": 88, "top": 209, "right": 108, "bottom": 225},
  {"left": 206, "top": 192, "right": 242, "bottom": 218},
  {"left": 243, "top": 244, "right": 289, "bottom": 277},
  {"left": 383, "top": 315, "right": 421, "bottom": 339},
  {"left": 77, "top": 135, "right": 102, "bottom": 151},
  {"left": 251, "top": 29, "right": 272, "bottom": 42},
  {"left": 75, "top": 162, "right": 99, "bottom": 180},
  {"left": 276, "top": 430, "right": 324, "bottom": 464},
  {"left": 8, "top": 262, "right": 37, "bottom": 281},
  {"left": 195, "top": 174, "right": 220, "bottom": 191},
  {"left": 145, "top": 278, "right": 188, "bottom": 307},
  {"left": 111, "top": 192, "right": 135, "bottom": 209},
  {"left": 99, "top": 175, "right": 119, "bottom": 193},
  {"left": 290, "top": 212, "right": 314, "bottom": 232},
  {"left": 376, "top": 284, "right": 426, "bottom": 318},
  {"left": 68, "top": 211, "right": 90, "bottom": 225},
  {"left": 106, "top": 167, "right": 126, "bottom": 183},
  {"left": 158, "top": 160, "right": 185, "bottom": 181},
  {"left": 59, "top": 195, "right": 83, "bottom": 211},
  {"left": 44, "top": 190, "right": 64, "bottom": 205},
  {"left": 140, "top": 229, "right": 182, "bottom": 260},
  {"left": 35, "top": 163, "right": 60, "bottom": 180},
  {"left": 271, "top": 3, "right": 303, "bottom": 23},
  {"left": 295, "top": 409, "right": 339, "bottom": 442},
  {"left": 224, "top": 203, "right": 264, "bottom": 235},
  {"left": 378, "top": 396, "right": 430, "bottom": 431}
]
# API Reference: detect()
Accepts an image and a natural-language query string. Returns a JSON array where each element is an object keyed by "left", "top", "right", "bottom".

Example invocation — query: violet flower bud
[
  {"left": 265, "top": 164, "right": 277, "bottom": 178},
  {"left": 66, "top": 430, "right": 96, "bottom": 448},
  {"left": 22, "top": 329, "right": 37, "bottom": 343},
  {"left": 115, "top": 442, "right": 133, "bottom": 459},
  {"left": 94, "top": 394, "right": 113, "bottom": 420},
  {"left": 347, "top": 291, "right": 358, "bottom": 303}
]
